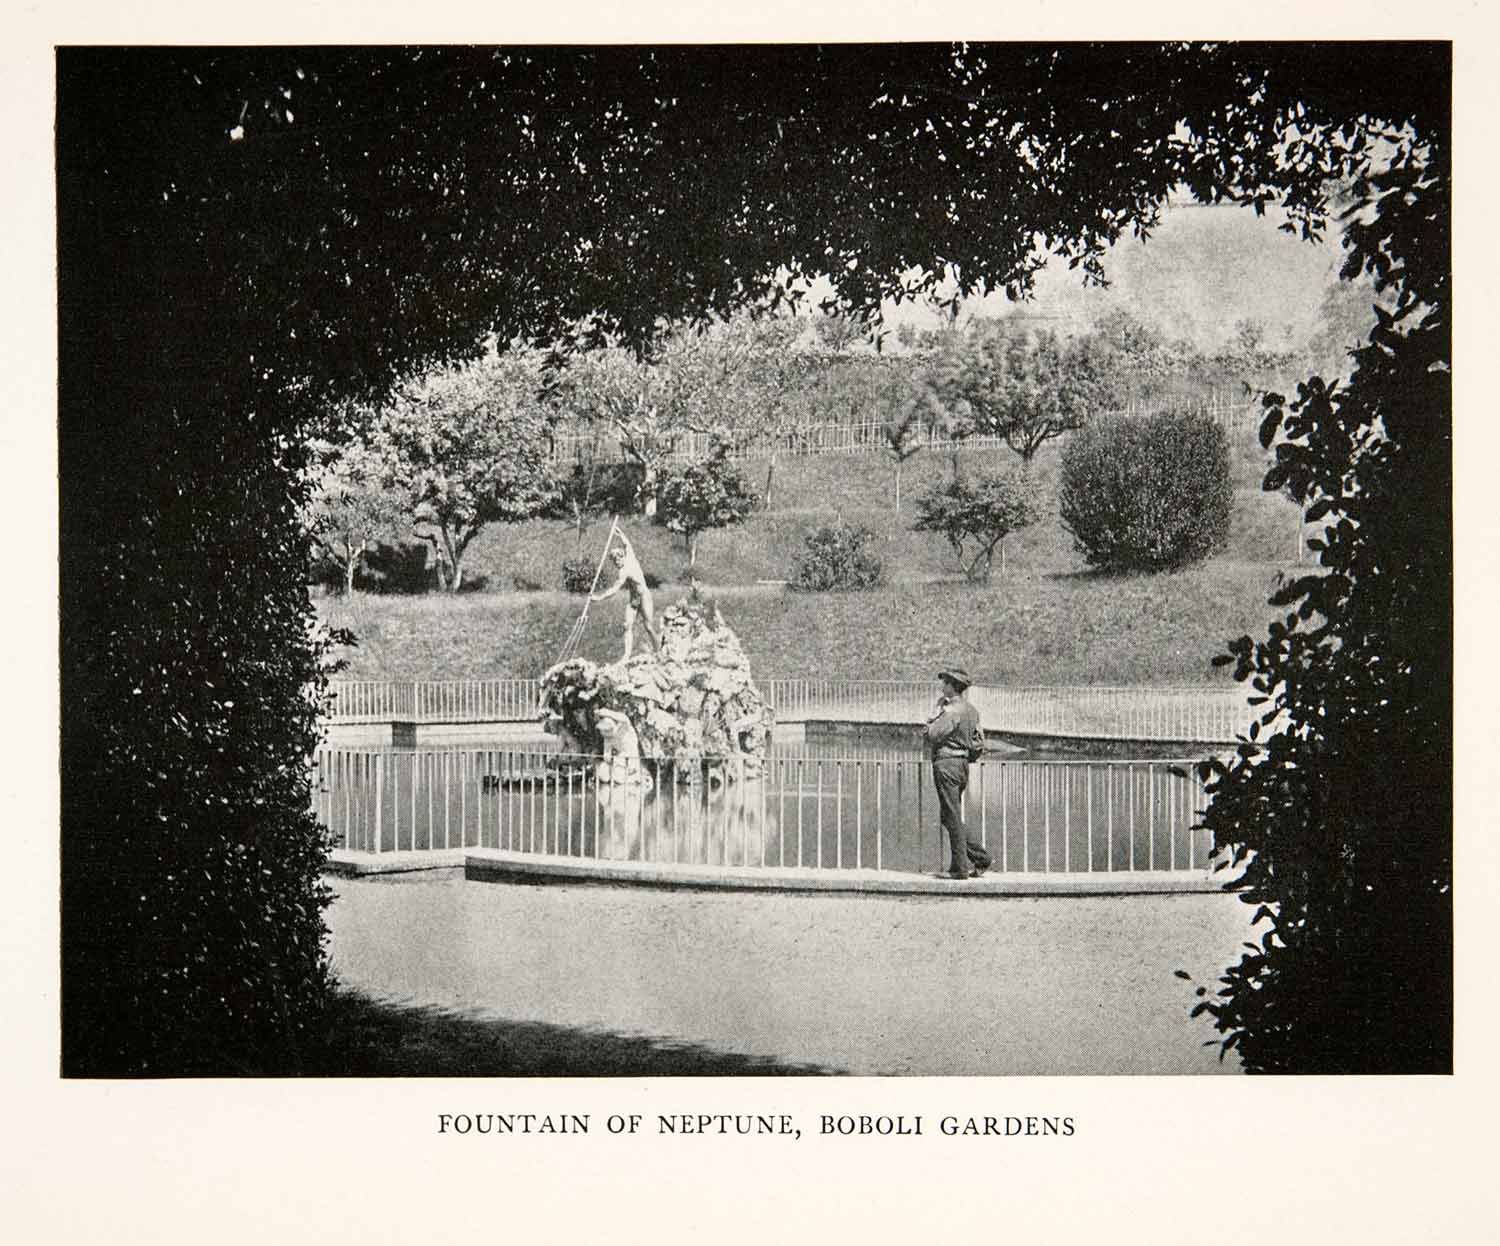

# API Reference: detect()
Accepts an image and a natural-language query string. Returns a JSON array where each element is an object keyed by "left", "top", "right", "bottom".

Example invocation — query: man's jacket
[{"left": 924, "top": 696, "right": 983, "bottom": 761}]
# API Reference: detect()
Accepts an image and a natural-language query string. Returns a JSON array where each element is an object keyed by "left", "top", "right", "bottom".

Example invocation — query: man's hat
[{"left": 937, "top": 666, "right": 972, "bottom": 691}]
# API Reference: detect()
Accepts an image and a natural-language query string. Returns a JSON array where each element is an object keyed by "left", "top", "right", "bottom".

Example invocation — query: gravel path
[{"left": 326, "top": 874, "right": 1253, "bottom": 1075}]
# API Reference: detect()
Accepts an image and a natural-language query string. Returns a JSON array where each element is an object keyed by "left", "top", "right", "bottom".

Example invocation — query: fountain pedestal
[{"left": 540, "top": 595, "right": 774, "bottom": 785}]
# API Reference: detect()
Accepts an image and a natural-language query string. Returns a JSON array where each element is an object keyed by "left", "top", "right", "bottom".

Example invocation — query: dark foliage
[
  {"left": 308, "top": 548, "right": 347, "bottom": 593},
  {"left": 560, "top": 556, "right": 598, "bottom": 594},
  {"left": 1190, "top": 130, "right": 1452, "bottom": 1072},
  {"left": 788, "top": 522, "right": 887, "bottom": 591},
  {"left": 570, "top": 462, "right": 648, "bottom": 520},
  {"left": 360, "top": 540, "right": 438, "bottom": 594},
  {"left": 57, "top": 43, "right": 1448, "bottom": 1075},
  {"left": 309, "top": 537, "right": 432, "bottom": 594},
  {"left": 1059, "top": 410, "right": 1233, "bottom": 572}
]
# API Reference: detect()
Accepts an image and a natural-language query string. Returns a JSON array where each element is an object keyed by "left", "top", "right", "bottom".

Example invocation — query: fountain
[{"left": 539, "top": 590, "right": 775, "bottom": 788}]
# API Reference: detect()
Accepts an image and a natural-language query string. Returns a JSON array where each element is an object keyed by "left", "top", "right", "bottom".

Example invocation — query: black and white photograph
[{"left": 9, "top": 5, "right": 1496, "bottom": 1242}]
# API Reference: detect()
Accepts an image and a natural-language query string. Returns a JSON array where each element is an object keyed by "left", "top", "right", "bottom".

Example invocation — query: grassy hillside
[
  {"left": 320, "top": 562, "right": 1280, "bottom": 685},
  {"left": 316, "top": 435, "right": 1300, "bottom": 685},
  {"left": 423, "top": 438, "right": 1297, "bottom": 589}
]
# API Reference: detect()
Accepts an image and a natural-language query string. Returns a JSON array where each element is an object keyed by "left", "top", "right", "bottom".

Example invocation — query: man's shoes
[
  {"left": 972, "top": 862, "right": 991, "bottom": 877},
  {"left": 942, "top": 870, "right": 974, "bottom": 880}
]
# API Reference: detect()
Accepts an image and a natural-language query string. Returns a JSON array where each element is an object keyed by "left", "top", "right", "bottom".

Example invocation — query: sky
[{"left": 874, "top": 196, "right": 1354, "bottom": 352}]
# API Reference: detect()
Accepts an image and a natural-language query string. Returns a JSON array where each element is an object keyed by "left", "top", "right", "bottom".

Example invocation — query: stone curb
[
  {"left": 462, "top": 849, "right": 1238, "bottom": 897},
  {"left": 326, "top": 848, "right": 468, "bottom": 876}
]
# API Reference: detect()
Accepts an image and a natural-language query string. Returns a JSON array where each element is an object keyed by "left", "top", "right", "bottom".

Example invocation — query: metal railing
[
  {"left": 327, "top": 678, "right": 543, "bottom": 725},
  {"left": 763, "top": 680, "right": 1255, "bottom": 741},
  {"left": 545, "top": 397, "right": 1265, "bottom": 467},
  {"left": 324, "top": 680, "right": 418, "bottom": 723},
  {"left": 324, "top": 677, "right": 1257, "bottom": 743},
  {"left": 974, "top": 685, "right": 1256, "bottom": 742},
  {"left": 412, "top": 679, "right": 543, "bottom": 724},
  {"left": 314, "top": 746, "right": 1215, "bottom": 875},
  {"left": 766, "top": 679, "right": 942, "bottom": 727}
]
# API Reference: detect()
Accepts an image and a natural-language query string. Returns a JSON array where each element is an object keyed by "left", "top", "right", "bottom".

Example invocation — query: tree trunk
[
  {"left": 688, "top": 533, "right": 698, "bottom": 569},
  {"left": 763, "top": 450, "right": 777, "bottom": 512},
  {"left": 445, "top": 523, "right": 472, "bottom": 594},
  {"left": 420, "top": 529, "right": 451, "bottom": 592},
  {"left": 642, "top": 462, "right": 658, "bottom": 518},
  {"left": 894, "top": 463, "right": 902, "bottom": 513}
]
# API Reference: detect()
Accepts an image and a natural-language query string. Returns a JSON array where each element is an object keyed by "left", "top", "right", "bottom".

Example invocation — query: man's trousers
[{"left": 932, "top": 755, "right": 992, "bottom": 877}]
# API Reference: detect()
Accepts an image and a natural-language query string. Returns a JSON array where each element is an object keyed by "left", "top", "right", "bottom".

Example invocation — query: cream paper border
[{"left": 5, "top": 5, "right": 1497, "bottom": 1241}]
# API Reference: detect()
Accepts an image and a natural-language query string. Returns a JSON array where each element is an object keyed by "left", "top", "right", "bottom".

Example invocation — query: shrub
[
  {"left": 559, "top": 552, "right": 660, "bottom": 595},
  {"left": 560, "top": 556, "right": 598, "bottom": 594},
  {"left": 789, "top": 521, "right": 886, "bottom": 591},
  {"left": 1059, "top": 410, "right": 1232, "bottom": 572},
  {"left": 911, "top": 470, "right": 1040, "bottom": 582}
]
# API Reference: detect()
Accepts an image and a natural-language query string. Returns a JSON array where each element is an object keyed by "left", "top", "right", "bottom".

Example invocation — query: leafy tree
[
  {"left": 1092, "top": 308, "right": 1200, "bottom": 402},
  {"left": 1094, "top": 307, "right": 1171, "bottom": 361},
  {"left": 924, "top": 323, "right": 1122, "bottom": 464},
  {"left": 913, "top": 471, "right": 1040, "bottom": 582},
  {"left": 59, "top": 44, "right": 1449, "bottom": 1075},
  {"left": 562, "top": 314, "right": 788, "bottom": 517},
  {"left": 775, "top": 353, "right": 940, "bottom": 483},
  {"left": 368, "top": 351, "right": 559, "bottom": 591},
  {"left": 728, "top": 318, "right": 811, "bottom": 513},
  {"left": 812, "top": 309, "right": 865, "bottom": 354},
  {"left": 656, "top": 445, "right": 757, "bottom": 569},
  {"left": 648, "top": 313, "right": 791, "bottom": 436},
  {"left": 305, "top": 439, "right": 405, "bottom": 594},
  {"left": 549, "top": 404, "right": 622, "bottom": 548},
  {"left": 561, "top": 348, "right": 677, "bottom": 518},
  {"left": 881, "top": 393, "right": 927, "bottom": 513}
]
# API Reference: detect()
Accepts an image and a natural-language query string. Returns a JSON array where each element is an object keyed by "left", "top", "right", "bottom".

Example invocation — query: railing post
[
  {"left": 1147, "top": 762, "right": 1155, "bottom": 870},
  {"left": 373, "top": 753, "right": 384, "bottom": 855},
  {"left": 1063, "top": 763, "right": 1070, "bottom": 873}
]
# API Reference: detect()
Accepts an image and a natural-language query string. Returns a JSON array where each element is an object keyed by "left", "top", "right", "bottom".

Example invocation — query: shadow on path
[{"left": 314, "top": 989, "right": 842, "bottom": 1077}]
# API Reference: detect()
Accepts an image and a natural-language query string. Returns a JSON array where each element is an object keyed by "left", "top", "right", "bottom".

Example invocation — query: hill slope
[{"left": 317, "top": 438, "right": 1300, "bottom": 685}]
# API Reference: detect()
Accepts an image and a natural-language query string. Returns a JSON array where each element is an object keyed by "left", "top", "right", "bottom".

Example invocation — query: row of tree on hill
[{"left": 309, "top": 304, "right": 1296, "bottom": 592}]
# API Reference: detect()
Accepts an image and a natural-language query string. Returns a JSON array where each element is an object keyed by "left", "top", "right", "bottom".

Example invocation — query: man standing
[
  {"left": 590, "top": 530, "right": 658, "bottom": 659},
  {"left": 924, "top": 666, "right": 991, "bottom": 880}
]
